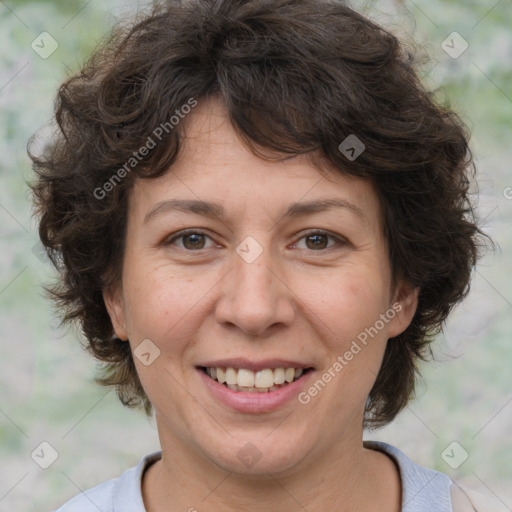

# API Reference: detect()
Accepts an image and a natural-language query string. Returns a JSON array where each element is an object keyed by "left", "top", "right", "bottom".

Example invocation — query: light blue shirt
[{"left": 53, "top": 441, "right": 454, "bottom": 511}]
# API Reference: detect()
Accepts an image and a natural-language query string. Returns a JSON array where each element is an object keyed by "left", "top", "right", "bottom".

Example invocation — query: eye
[
  {"left": 164, "top": 229, "right": 347, "bottom": 253},
  {"left": 165, "top": 229, "right": 215, "bottom": 250},
  {"left": 293, "top": 230, "right": 346, "bottom": 251}
]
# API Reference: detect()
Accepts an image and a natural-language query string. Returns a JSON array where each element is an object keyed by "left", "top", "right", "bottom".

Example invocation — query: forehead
[
  {"left": 129, "top": 97, "right": 383, "bottom": 229},
  {"left": 177, "top": 97, "right": 321, "bottom": 175}
]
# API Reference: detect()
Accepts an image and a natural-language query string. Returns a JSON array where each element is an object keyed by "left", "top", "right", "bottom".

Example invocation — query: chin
[{"left": 197, "top": 428, "right": 313, "bottom": 476}]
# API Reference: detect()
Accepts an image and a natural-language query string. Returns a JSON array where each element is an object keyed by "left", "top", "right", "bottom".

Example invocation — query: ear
[
  {"left": 387, "top": 282, "right": 419, "bottom": 339},
  {"left": 103, "top": 284, "right": 129, "bottom": 341}
]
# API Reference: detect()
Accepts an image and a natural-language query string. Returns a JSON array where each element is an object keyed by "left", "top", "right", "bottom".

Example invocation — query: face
[{"left": 105, "top": 97, "right": 418, "bottom": 476}]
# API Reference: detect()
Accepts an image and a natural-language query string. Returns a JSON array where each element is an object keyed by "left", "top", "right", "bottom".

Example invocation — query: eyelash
[{"left": 165, "top": 229, "right": 347, "bottom": 252}]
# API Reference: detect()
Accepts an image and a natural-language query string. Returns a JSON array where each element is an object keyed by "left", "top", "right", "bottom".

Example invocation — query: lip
[
  {"left": 196, "top": 358, "right": 312, "bottom": 372},
  {"left": 197, "top": 367, "right": 314, "bottom": 414}
]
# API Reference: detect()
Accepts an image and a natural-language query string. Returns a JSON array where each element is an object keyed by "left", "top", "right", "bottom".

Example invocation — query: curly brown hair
[{"left": 29, "top": 0, "right": 487, "bottom": 426}]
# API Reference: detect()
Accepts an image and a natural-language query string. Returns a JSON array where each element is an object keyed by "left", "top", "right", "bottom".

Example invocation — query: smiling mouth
[{"left": 200, "top": 366, "right": 313, "bottom": 393}]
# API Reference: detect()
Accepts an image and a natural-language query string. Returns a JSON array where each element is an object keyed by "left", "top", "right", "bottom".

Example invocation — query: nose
[{"left": 214, "top": 242, "right": 296, "bottom": 336}]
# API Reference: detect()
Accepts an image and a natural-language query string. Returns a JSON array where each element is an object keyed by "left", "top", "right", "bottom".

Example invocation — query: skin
[{"left": 104, "top": 96, "right": 419, "bottom": 511}]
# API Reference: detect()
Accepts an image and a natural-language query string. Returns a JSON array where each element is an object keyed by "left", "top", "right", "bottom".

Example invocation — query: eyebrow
[{"left": 143, "top": 198, "right": 367, "bottom": 224}]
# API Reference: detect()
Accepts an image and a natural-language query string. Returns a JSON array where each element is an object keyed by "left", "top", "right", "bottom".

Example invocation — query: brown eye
[
  {"left": 305, "top": 234, "right": 330, "bottom": 250},
  {"left": 166, "top": 230, "right": 214, "bottom": 251},
  {"left": 182, "top": 233, "right": 206, "bottom": 250},
  {"left": 294, "top": 230, "right": 343, "bottom": 251}
]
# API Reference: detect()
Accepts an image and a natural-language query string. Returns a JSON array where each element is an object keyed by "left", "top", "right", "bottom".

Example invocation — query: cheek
[
  {"left": 122, "top": 260, "right": 218, "bottom": 356},
  {"left": 122, "top": 261, "right": 175, "bottom": 336},
  {"left": 303, "top": 264, "right": 391, "bottom": 344},
  {"left": 307, "top": 272, "right": 392, "bottom": 406}
]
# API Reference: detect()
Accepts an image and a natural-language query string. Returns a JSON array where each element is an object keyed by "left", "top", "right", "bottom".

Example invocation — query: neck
[{"left": 142, "top": 425, "right": 401, "bottom": 512}]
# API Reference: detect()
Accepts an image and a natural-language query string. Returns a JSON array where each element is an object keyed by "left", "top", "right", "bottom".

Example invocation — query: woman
[{"left": 30, "top": 0, "right": 498, "bottom": 510}]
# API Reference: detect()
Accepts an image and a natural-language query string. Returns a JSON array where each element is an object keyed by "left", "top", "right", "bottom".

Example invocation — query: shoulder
[
  {"left": 52, "top": 452, "right": 162, "bottom": 512},
  {"left": 365, "top": 441, "right": 507, "bottom": 512},
  {"left": 53, "top": 477, "right": 116, "bottom": 512},
  {"left": 365, "top": 441, "right": 453, "bottom": 512}
]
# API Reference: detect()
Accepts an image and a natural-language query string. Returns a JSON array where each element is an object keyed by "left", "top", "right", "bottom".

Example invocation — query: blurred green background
[{"left": 0, "top": 0, "right": 510, "bottom": 510}]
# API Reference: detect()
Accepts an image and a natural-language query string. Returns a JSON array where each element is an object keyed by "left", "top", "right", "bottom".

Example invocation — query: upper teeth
[{"left": 206, "top": 367, "right": 304, "bottom": 388}]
